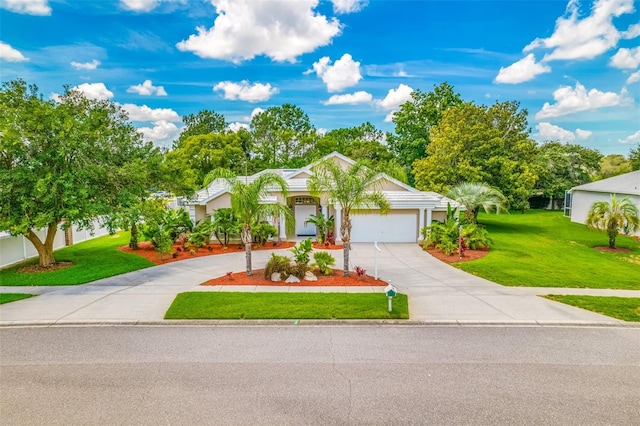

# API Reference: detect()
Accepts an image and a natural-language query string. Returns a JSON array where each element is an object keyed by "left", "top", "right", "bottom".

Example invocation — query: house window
[
  {"left": 295, "top": 197, "right": 315, "bottom": 205},
  {"left": 564, "top": 191, "right": 572, "bottom": 217}
]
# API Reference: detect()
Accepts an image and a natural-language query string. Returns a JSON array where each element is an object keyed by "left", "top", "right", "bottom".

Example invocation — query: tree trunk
[
  {"left": 242, "top": 225, "right": 252, "bottom": 276},
  {"left": 608, "top": 233, "right": 617, "bottom": 249},
  {"left": 24, "top": 222, "right": 58, "bottom": 267},
  {"left": 129, "top": 222, "right": 139, "bottom": 250},
  {"left": 343, "top": 242, "right": 350, "bottom": 277}
]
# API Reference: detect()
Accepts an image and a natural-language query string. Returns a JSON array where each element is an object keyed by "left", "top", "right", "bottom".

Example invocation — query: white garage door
[{"left": 349, "top": 210, "right": 418, "bottom": 243}]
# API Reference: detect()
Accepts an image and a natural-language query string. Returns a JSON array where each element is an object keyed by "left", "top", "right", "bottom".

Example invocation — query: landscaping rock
[
  {"left": 270, "top": 272, "right": 282, "bottom": 282},
  {"left": 303, "top": 271, "right": 318, "bottom": 281},
  {"left": 285, "top": 275, "right": 300, "bottom": 283}
]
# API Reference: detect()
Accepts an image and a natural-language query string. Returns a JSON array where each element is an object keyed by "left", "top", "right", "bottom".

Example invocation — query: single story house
[
  {"left": 566, "top": 170, "right": 640, "bottom": 236},
  {"left": 182, "top": 152, "right": 460, "bottom": 243}
]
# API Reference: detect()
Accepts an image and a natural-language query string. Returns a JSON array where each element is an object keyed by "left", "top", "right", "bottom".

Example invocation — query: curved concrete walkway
[{"left": 1, "top": 243, "right": 638, "bottom": 326}]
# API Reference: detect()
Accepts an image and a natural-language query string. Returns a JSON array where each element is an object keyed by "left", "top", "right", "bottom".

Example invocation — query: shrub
[
  {"left": 421, "top": 213, "right": 492, "bottom": 256},
  {"left": 253, "top": 221, "right": 277, "bottom": 245},
  {"left": 291, "top": 261, "right": 311, "bottom": 279},
  {"left": 264, "top": 254, "right": 293, "bottom": 280},
  {"left": 312, "top": 251, "right": 335, "bottom": 275},
  {"left": 354, "top": 265, "right": 367, "bottom": 278},
  {"left": 290, "top": 238, "right": 313, "bottom": 264},
  {"left": 185, "top": 219, "right": 213, "bottom": 249},
  {"left": 212, "top": 208, "right": 239, "bottom": 247}
]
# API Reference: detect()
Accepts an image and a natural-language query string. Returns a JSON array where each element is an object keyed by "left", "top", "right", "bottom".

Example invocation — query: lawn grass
[
  {"left": 0, "top": 232, "right": 155, "bottom": 286},
  {"left": 457, "top": 210, "right": 640, "bottom": 289},
  {"left": 165, "top": 292, "right": 409, "bottom": 320},
  {"left": 544, "top": 295, "right": 640, "bottom": 322},
  {"left": 0, "top": 293, "right": 34, "bottom": 304}
]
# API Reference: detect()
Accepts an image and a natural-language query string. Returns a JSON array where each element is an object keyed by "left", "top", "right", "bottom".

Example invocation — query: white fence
[{"left": 0, "top": 219, "right": 110, "bottom": 269}]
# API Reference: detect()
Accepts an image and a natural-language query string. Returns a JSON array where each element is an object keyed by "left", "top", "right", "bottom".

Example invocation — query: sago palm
[
  {"left": 307, "top": 159, "right": 390, "bottom": 277},
  {"left": 586, "top": 194, "right": 639, "bottom": 249},
  {"left": 446, "top": 182, "right": 508, "bottom": 222},
  {"left": 204, "top": 169, "right": 294, "bottom": 276}
]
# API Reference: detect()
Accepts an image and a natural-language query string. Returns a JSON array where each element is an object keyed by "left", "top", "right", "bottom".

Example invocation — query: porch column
[
  {"left": 418, "top": 208, "right": 425, "bottom": 243},
  {"left": 279, "top": 212, "right": 287, "bottom": 240},
  {"left": 426, "top": 208, "right": 433, "bottom": 226},
  {"left": 334, "top": 206, "right": 342, "bottom": 243}
]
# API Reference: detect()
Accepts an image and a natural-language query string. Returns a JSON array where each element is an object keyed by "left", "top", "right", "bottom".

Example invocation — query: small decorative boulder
[
  {"left": 303, "top": 271, "right": 318, "bottom": 282},
  {"left": 270, "top": 272, "right": 282, "bottom": 282},
  {"left": 285, "top": 275, "right": 300, "bottom": 283}
]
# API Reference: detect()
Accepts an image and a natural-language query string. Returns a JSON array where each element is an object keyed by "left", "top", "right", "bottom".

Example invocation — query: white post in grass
[{"left": 374, "top": 241, "right": 381, "bottom": 280}]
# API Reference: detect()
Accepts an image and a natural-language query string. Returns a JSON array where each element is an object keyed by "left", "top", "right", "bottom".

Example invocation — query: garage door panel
[{"left": 350, "top": 210, "right": 417, "bottom": 243}]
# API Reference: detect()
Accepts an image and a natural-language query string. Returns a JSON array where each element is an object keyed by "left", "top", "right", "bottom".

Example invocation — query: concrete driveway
[{"left": 1, "top": 243, "right": 638, "bottom": 326}]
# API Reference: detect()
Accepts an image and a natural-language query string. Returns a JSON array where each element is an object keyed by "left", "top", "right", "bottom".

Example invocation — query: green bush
[
  {"left": 253, "top": 221, "right": 277, "bottom": 245},
  {"left": 264, "top": 253, "right": 293, "bottom": 280},
  {"left": 421, "top": 213, "right": 492, "bottom": 256},
  {"left": 290, "top": 238, "right": 313, "bottom": 264},
  {"left": 291, "top": 261, "right": 311, "bottom": 279},
  {"left": 211, "top": 208, "right": 239, "bottom": 247},
  {"left": 312, "top": 251, "right": 336, "bottom": 275},
  {"left": 185, "top": 219, "right": 213, "bottom": 249}
]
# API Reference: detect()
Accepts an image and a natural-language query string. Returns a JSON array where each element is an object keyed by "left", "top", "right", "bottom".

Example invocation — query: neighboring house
[
  {"left": 566, "top": 170, "right": 640, "bottom": 236},
  {"left": 182, "top": 152, "right": 460, "bottom": 243}
]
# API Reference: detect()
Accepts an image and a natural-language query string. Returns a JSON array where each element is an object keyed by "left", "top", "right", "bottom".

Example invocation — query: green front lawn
[
  {"left": 544, "top": 295, "right": 640, "bottom": 322},
  {"left": 458, "top": 210, "right": 640, "bottom": 289},
  {"left": 0, "top": 232, "right": 155, "bottom": 286},
  {"left": 0, "top": 293, "right": 34, "bottom": 304},
  {"left": 165, "top": 292, "right": 409, "bottom": 320}
]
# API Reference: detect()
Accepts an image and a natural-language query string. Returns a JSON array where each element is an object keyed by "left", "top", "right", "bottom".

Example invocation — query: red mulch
[
  {"left": 424, "top": 246, "right": 490, "bottom": 264},
  {"left": 593, "top": 246, "right": 632, "bottom": 253},
  {"left": 202, "top": 269, "right": 386, "bottom": 287},
  {"left": 119, "top": 241, "right": 344, "bottom": 265}
]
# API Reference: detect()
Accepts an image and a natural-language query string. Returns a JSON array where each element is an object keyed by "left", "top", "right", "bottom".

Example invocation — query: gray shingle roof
[{"left": 570, "top": 170, "right": 640, "bottom": 196}]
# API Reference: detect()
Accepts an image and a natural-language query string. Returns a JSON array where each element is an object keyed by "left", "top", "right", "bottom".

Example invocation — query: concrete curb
[{"left": 1, "top": 319, "right": 637, "bottom": 328}]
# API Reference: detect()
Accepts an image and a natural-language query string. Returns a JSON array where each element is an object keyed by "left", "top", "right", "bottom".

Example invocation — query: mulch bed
[
  {"left": 119, "top": 241, "right": 344, "bottom": 265},
  {"left": 202, "top": 269, "right": 387, "bottom": 287},
  {"left": 18, "top": 261, "right": 74, "bottom": 273},
  {"left": 593, "top": 246, "right": 632, "bottom": 253},
  {"left": 424, "top": 246, "right": 490, "bottom": 264}
]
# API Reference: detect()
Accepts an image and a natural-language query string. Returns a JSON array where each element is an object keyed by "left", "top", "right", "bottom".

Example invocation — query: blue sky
[{"left": 1, "top": 0, "right": 639, "bottom": 155}]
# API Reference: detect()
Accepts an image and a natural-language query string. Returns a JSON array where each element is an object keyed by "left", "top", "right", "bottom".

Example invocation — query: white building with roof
[
  {"left": 182, "top": 152, "right": 460, "bottom": 243},
  {"left": 566, "top": 170, "right": 640, "bottom": 236}
]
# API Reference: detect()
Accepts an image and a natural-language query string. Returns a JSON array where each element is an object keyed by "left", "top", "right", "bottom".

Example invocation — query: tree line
[{"left": 1, "top": 78, "right": 638, "bottom": 267}]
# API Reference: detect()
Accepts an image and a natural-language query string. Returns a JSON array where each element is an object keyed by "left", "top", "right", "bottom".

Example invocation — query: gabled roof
[
  {"left": 188, "top": 152, "right": 450, "bottom": 208},
  {"left": 570, "top": 170, "right": 640, "bottom": 196}
]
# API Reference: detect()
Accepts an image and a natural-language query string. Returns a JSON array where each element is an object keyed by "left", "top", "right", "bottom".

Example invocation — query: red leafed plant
[
  {"left": 226, "top": 271, "right": 234, "bottom": 280},
  {"left": 354, "top": 266, "right": 366, "bottom": 278}
]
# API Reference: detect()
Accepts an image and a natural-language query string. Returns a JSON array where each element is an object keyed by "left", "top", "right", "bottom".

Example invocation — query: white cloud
[
  {"left": 323, "top": 91, "right": 373, "bottom": 105},
  {"left": 0, "top": 41, "right": 28, "bottom": 62},
  {"left": 575, "top": 128, "right": 593, "bottom": 139},
  {"left": 73, "top": 82, "right": 114, "bottom": 101},
  {"left": 621, "top": 22, "right": 640, "bottom": 39},
  {"left": 213, "top": 80, "right": 278, "bottom": 102},
  {"left": 610, "top": 47, "right": 640, "bottom": 69},
  {"left": 137, "top": 120, "right": 182, "bottom": 146},
  {"left": 250, "top": 107, "right": 264, "bottom": 118},
  {"left": 227, "top": 122, "right": 250, "bottom": 132},
  {"left": 524, "top": 0, "right": 636, "bottom": 61},
  {"left": 330, "top": 0, "right": 367, "bottom": 14},
  {"left": 383, "top": 112, "right": 395, "bottom": 123},
  {"left": 127, "top": 80, "right": 168, "bottom": 96},
  {"left": 495, "top": 54, "right": 551, "bottom": 84},
  {"left": 626, "top": 70, "right": 640, "bottom": 85},
  {"left": 308, "top": 53, "right": 362, "bottom": 92},
  {"left": 619, "top": 130, "right": 640, "bottom": 144},
  {"left": 120, "top": 0, "right": 157, "bottom": 12},
  {"left": 70, "top": 59, "right": 100, "bottom": 70},
  {"left": 121, "top": 104, "right": 181, "bottom": 122},
  {"left": 176, "top": 0, "right": 342, "bottom": 63},
  {"left": 535, "top": 122, "right": 593, "bottom": 142},
  {"left": 377, "top": 84, "right": 413, "bottom": 110},
  {"left": 1, "top": 0, "right": 51, "bottom": 15},
  {"left": 535, "top": 82, "right": 626, "bottom": 119}
]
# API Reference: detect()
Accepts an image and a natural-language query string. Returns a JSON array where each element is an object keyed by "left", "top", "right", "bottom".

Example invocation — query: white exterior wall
[{"left": 570, "top": 190, "right": 640, "bottom": 236}]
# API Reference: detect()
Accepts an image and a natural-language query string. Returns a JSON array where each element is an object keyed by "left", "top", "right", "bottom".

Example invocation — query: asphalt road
[{"left": 1, "top": 325, "right": 639, "bottom": 425}]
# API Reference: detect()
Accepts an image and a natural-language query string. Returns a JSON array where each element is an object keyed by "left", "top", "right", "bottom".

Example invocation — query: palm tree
[
  {"left": 586, "top": 194, "right": 639, "bottom": 249},
  {"left": 204, "top": 169, "right": 294, "bottom": 276},
  {"left": 446, "top": 182, "right": 508, "bottom": 222},
  {"left": 307, "top": 159, "right": 390, "bottom": 276}
]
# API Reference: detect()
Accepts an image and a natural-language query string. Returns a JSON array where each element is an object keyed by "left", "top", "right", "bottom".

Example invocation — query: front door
[{"left": 295, "top": 205, "right": 317, "bottom": 236}]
